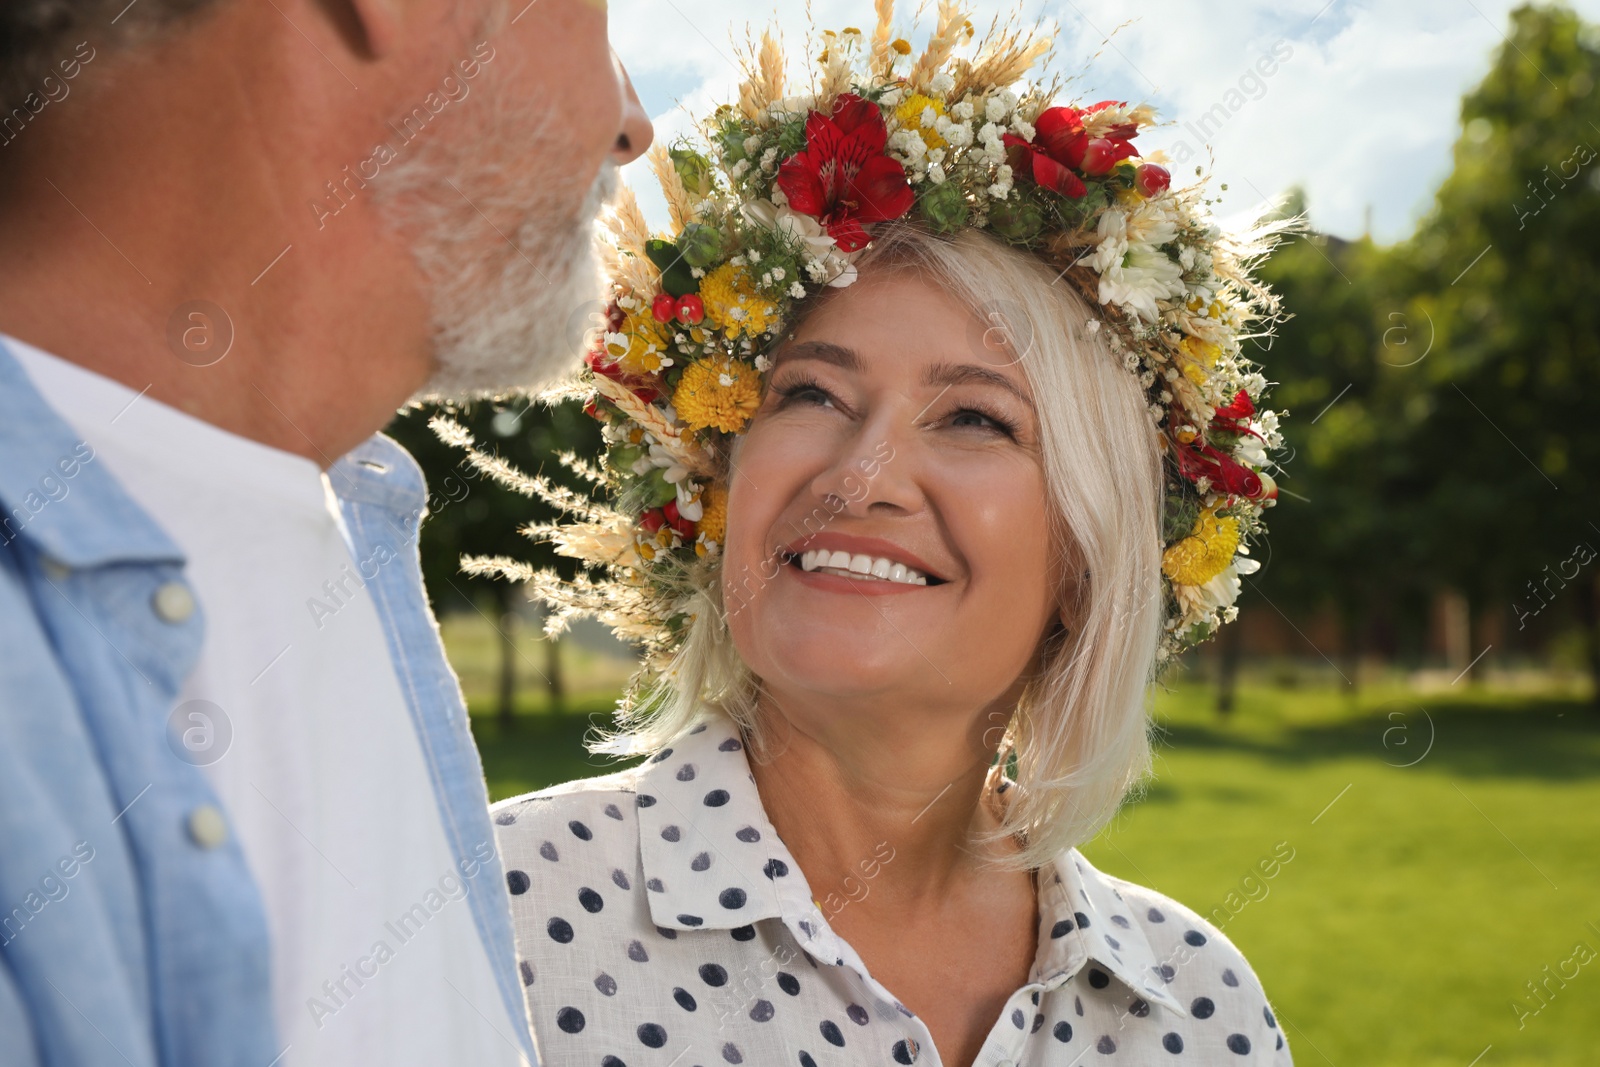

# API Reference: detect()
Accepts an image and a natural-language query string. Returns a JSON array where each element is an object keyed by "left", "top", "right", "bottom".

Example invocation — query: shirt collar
[
  {"left": 633, "top": 718, "right": 806, "bottom": 929},
  {"left": 0, "top": 338, "right": 182, "bottom": 567},
  {"left": 634, "top": 716, "right": 1187, "bottom": 1018},
  {"left": 1034, "top": 848, "right": 1190, "bottom": 1017}
]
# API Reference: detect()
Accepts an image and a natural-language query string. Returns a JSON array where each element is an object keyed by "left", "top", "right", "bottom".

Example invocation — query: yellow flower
[
  {"left": 673, "top": 357, "right": 762, "bottom": 434},
  {"left": 1177, "top": 336, "right": 1221, "bottom": 387},
  {"left": 891, "top": 38, "right": 912, "bottom": 55},
  {"left": 607, "top": 308, "right": 669, "bottom": 375},
  {"left": 698, "top": 263, "right": 779, "bottom": 339},
  {"left": 894, "top": 92, "right": 947, "bottom": 150},
  {"left": 696, "top": 482, "right": 730, "bottom": 544},
  {"left": 1162, "top": 509, "right": 1242, "bottom": 586}
]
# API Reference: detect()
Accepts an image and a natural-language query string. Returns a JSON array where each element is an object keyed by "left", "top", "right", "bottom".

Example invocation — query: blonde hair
[{"left": 597, "top": 221, "right": 1165, "bottom": 870}]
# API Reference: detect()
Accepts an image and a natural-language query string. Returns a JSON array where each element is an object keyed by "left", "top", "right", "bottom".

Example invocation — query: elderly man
[{"left": 0, "top": 0, "right": 649, "bottom": 1064}]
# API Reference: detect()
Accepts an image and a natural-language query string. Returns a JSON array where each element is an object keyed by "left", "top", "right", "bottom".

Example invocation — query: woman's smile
[{"left": 778, "top": 531, "right": 952, "bottom": 594}]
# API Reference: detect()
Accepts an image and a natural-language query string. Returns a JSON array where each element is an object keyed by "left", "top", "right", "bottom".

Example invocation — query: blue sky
[{"left": 608, "top": 0, "right": 1600, "bottom": 243}]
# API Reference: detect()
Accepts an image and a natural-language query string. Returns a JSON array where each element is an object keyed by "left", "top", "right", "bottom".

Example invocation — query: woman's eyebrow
[
  {"left": 768, "top": 340, "right": 864, "bottom": 372},
  {"left": 922, "top": 361, "right": 1036, "bottom": 412}
]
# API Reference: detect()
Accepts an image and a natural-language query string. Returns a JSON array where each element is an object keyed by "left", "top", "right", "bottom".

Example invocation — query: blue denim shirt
[{"left": 0, "top": 342, "right": 536, "bottom": 1067}]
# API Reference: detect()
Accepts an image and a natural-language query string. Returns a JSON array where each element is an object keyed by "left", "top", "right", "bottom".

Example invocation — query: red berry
[
  {"left": 1080, "top": 138, "right": 1118, "bottom": 176},
  {"left": 660, "top": 498, "right": 695, "bottom": 537},
  {"left": 651, "top": 292, "right": 677, "bottom": 322},
  {"left": 675, "top": 294, "right": 706, "bottom": 325},
  {"left": 639, "top": 509, "right": 665, "bottom": 534},
  {"left": 1135, "top": 163, "right": 1171, "bottom": 197}
]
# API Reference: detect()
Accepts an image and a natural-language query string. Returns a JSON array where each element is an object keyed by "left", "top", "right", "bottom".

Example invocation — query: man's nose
[{"left": 611, "top": 53, "right": 653, "bottom": 166}]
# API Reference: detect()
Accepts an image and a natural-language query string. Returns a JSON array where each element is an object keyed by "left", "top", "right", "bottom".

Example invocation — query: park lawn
[{"left": 464, "top": 680, "right": 1600, "bottom": 1067}]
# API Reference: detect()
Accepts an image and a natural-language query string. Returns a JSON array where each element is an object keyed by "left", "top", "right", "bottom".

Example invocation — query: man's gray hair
[{"left": 1, "top": 0, "right": 217, "bottom": 115}]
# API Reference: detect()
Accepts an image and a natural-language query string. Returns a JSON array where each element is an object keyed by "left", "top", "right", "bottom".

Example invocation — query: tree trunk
[
  {"left": 545, "top": 632, "right": 566, "bottom": 713},
  {"left": 1340, "top": 605, "right": 1363, "bottom": 698},
  {"left": 494, "top": 586, "right": 518, "bottom": 731},
  {"left": 1215, "top": 614, "right": 1244, "bottom": 717},
  {"left": 1577, "top": 571, "right": 1600, "bottom": 710}
]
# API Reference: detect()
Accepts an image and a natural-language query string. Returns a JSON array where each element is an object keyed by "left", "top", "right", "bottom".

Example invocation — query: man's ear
[{"left": 339, "top": 0, "right": 403, "bottom": 59}]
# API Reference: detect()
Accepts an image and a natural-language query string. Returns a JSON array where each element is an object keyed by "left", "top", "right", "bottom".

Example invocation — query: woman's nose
[{"left": 610, "top": 53, "right": 653, "bottom": 166}]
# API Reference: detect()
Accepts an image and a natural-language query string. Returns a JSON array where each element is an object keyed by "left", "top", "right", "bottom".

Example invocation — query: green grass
[{"left": 459, "top": 658, "right": 1600, "bottom": 1066}]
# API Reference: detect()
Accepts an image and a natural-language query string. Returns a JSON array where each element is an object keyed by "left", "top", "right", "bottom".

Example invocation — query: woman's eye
[
  {"left": 775, "top": 380, "right": 835, "bottom": 407},
  {"left": 948, "top": 408, "right": 1016, "bottom": 436}
]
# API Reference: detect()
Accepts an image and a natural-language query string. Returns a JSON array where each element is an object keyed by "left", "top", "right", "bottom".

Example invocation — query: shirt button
[
  {"left": 187, "top": 805, "right": 229, "bottom": 849},
  {"left": 40, "top": 558, "right": 71, "bottom": 581},
  {"left": 152, "top": 581, "right": 196, "bottom": 623}
]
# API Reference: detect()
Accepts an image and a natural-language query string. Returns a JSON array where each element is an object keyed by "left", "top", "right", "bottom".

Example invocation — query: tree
[
  {"left": 384, "top": 397, "right": 604, "bottom": 725},
  {"left": 1398, "top": 2, "right": 1600, "bottom": 701}
]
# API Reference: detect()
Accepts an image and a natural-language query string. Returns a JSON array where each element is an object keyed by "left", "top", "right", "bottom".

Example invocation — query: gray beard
[{"left": 377, "top": 96, "right": 620, "bottom": 401}]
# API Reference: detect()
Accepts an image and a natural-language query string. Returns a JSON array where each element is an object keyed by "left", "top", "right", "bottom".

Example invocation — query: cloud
[{"left": 610, "top": 0, "right": 1600, "bottom": 242}]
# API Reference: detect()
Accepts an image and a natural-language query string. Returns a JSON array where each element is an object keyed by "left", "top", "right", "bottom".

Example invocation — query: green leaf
[{"left": 645, "top": 239, "right": 699, "bottom": 297}]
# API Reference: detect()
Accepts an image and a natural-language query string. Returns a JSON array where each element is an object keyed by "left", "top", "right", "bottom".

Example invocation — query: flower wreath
[{"left": 449, "top": 1, "right": 1294, "bottom": 672}]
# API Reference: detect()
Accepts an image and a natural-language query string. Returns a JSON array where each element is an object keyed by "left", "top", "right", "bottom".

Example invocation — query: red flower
[
  {"left": 775, "top": 93, "right": 915, "bottom": 252},
  {"left": 1004, "top": 100, "right": 1141, "bottom": 197},
  {"left": 1175, "top": 392, "right": 1269, "bottom": 499},
  {"left": 584, "top": 347, "right": 663, "bottom": 405},
  {"left": 1176, "top": 440, "right": 1263, "bottom": 499}
]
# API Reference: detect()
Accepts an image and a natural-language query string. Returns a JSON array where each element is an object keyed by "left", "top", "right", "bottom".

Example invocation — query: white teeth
[{"left": 794, "top": 548, "right": 930, "bottom": 586}]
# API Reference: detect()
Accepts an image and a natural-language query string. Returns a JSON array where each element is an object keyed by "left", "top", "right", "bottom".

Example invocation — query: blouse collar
[{"left": 632, "top": 715, "right": 1188, "bottom": 1019}]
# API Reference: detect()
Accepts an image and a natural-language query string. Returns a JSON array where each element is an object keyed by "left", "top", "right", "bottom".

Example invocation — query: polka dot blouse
[{"left": 492, "top": 718, "right": 1292, "bottom": 1066}]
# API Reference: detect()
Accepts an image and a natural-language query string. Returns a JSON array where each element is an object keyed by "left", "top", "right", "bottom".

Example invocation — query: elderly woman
[{"left": 482, "top": 9, "right": 1293, "bottom": 1066}]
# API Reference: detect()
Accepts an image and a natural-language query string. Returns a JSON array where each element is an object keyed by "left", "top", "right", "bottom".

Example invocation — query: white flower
[
  {"left": 1009, "top": 115, "right": 1035, "bottom": 140},
  {"left": 675, "top": 481, "right": 703, "bottom": 521},
  {"left": 952, "top": 100, "right": 975, "bottom": 121},
  {"left": 1235, "top": 433, "right": 1268, "bottom": 467},
  {"left": 788, "top": 281, "right": 806, "bottom": 298},
  {"left": 748, "top": 249, "right": 761, "bottom": 263},
  {"left": 886, "top": 128, "right": 927, "bottom": 162},
  {"left": 646, "top": 442, "right": 689, "bottom": 484},
  {"left": 930, "top": 72, "right": 955, "bottom": 95},
  {"left": 1090, "top": 207, "right": 1186, "bottom": 322},
  {"left": 743, "top": 198, "right": 859, "bottom": 287},
  {"left": 944, "top": 122, "right": 974, "bottom": 148},
  {"left": 717, "top": 372, "right": 735, "bottom": 387},
  {"left": 1085, "top": 319, "right": 1102, "bottom": 336},
  {"left": 1242, "top": 371, "right": 1268, "bottom": 398},
  {"left": 1197, "top": 561, "right": 1248, "bottom": 612},
  {"left": 928, "top": 162, "right": 947, "bottom": 184},
  {"left": 985, "top": 91, "right": 1016, "bottom": 123},
  {"left": 754, "top": 353, "right": 773, "bottom": 372},
  {"left": 771, "top": 267, "right": 786, "bottom": 281},
  {"left": 743, "top": 135, "right": 762, "bottom": 155}
]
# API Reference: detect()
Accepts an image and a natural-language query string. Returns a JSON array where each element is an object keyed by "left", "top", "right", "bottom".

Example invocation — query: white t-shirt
[{"left": 8, "top": 336, "right": 526, "bottom": 1067}]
